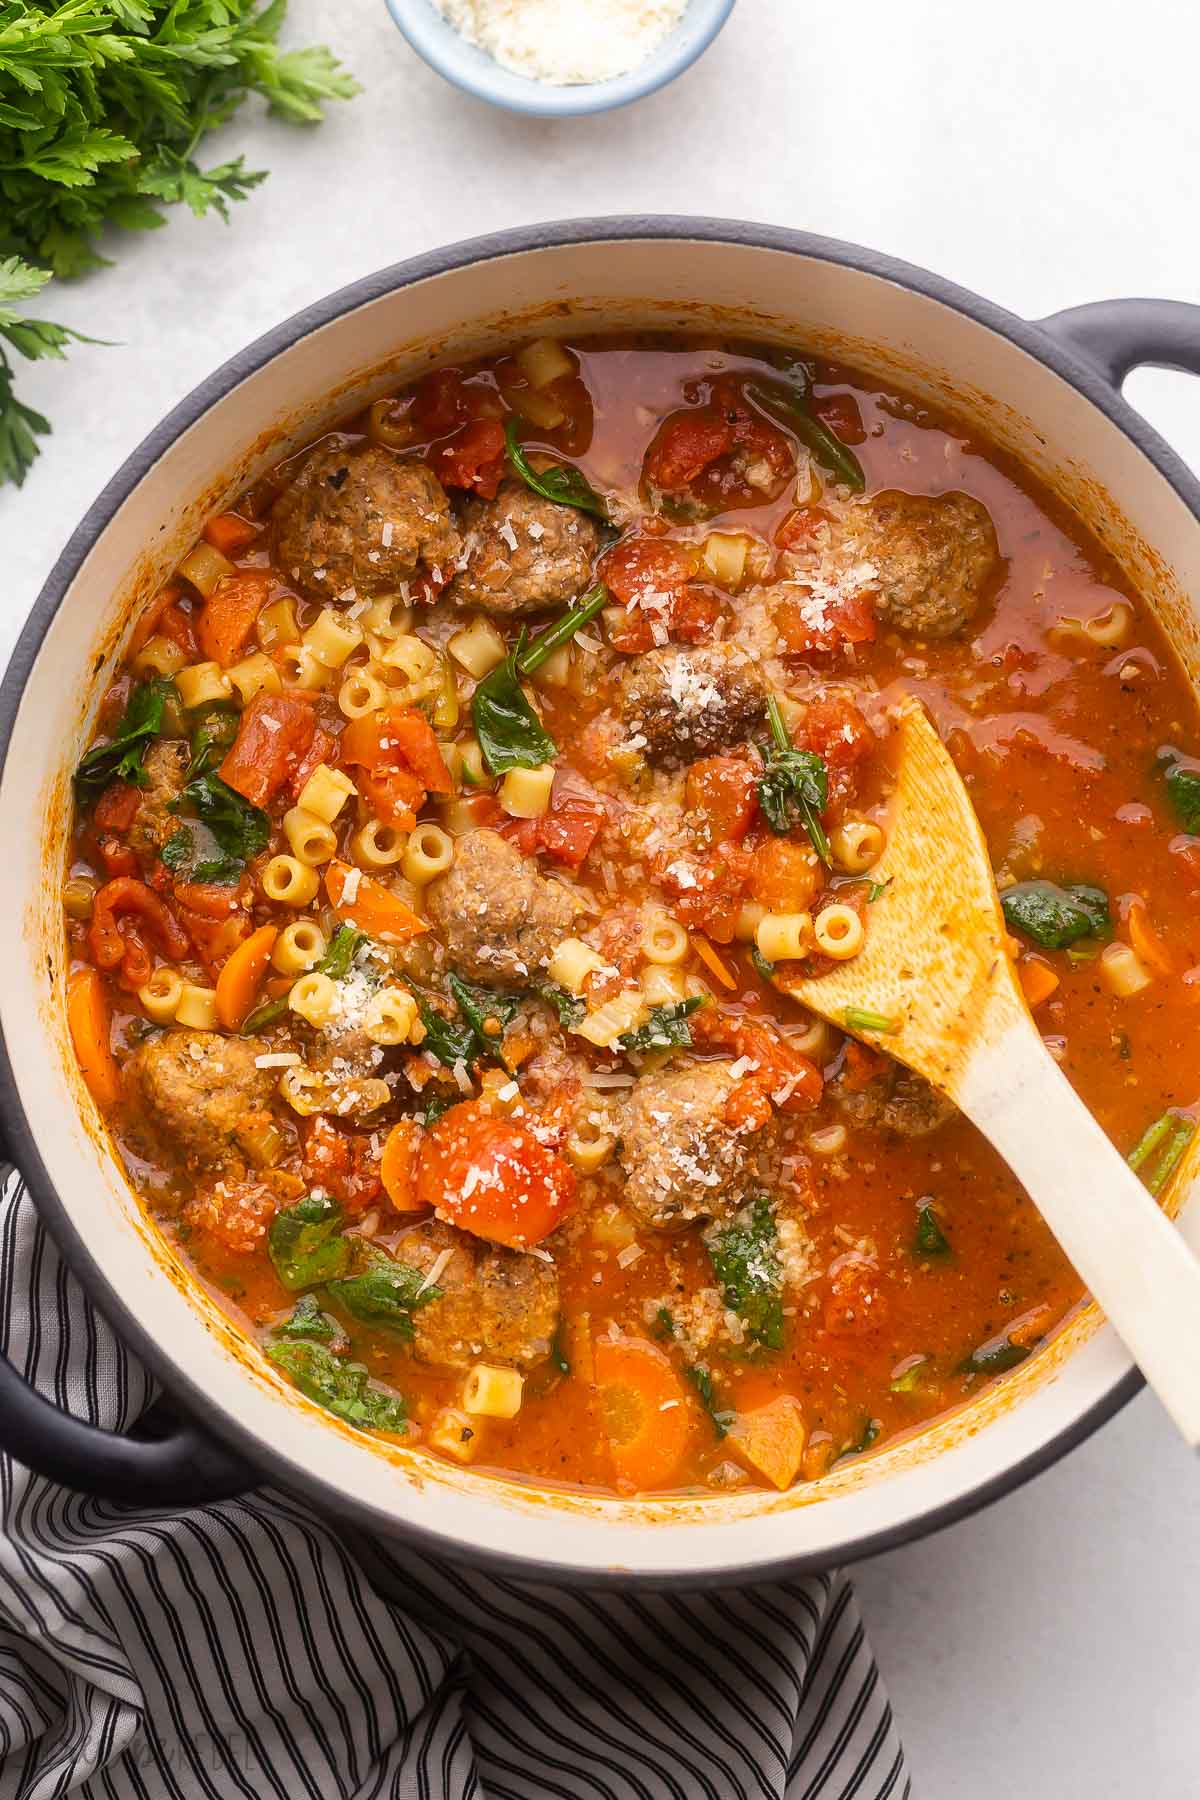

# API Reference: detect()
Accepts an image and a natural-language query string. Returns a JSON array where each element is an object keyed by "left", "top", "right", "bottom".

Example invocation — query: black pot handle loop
[
  {"left": 0, "top": 1345, "right": 255, "bottom": 1505},
  {"left": 1039, "top": 298, "right": 1200, "bottom": 389}
]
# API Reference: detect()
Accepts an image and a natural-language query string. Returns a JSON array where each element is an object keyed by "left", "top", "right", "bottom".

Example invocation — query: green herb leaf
[
  {"left": 618, "top": 996, "right": 705, "bottom": 1053},
  {"left": 534, "top": 981, "right": 586, "bottom": 1028},
  {"left": 418, "top": 974, "right": 522, "bottom": 1071},
  {"left": 326, "top": 1256, "right": 440, "bottom": 1342},
  {"left": 958, "top": 1335, "right": 1031, "bottom": 1377},
  {"left": 749, "top": 946, "right": 777, "bottom": 984},
  {"left": 273, "top": 1293, "right": 348, "bottom": 1350},
  {"left": 844, "top": 1007, "right": 899, "bottom": 1035},
  {"left": 1000, "top": 880, "right": 1110, "bottom": 950},
  {"left": 268, "top": 1194, "right": 351, "bottom": 1292},
  {"left": 550, "top": 1324, "right": 571, "bottom": 1376},
  {"left": 241, "top": 993, "right": 291, "bottom": 1035},
  {"left": 685, "top": 1362, "right": 734, "bottom": 1439},
  {"left": 188, "top": 703, "right": 240, "bottom": 778},
  {"left": 160, "top": 827, "right": 193, "bottom": 872},
  {"left": 74, "top": 677, "right": 175, "bottom": 795},
  {"left": 707, "top": 1196, "right": 785, "bottom": 1351},
  {"left": 418, "top": 1094, "right": 453, "bottom": 1129},
  {"left": 170, "top": 773, "right": 269, "bottom": 868},
  {"left": 416, "top": 1000, "right": 475, "bottom": 1070},
  {"left": 744, "top": 377, "right": 866, "bottom": 492},
  {"left": 652, "top": 1307, "right": 676, "bottom": 1341},
  {"left": 758, "top": 697, "right": 830, "bottom": 862},
  {"left": 845, "top": 1417, "right": 881, "bottom": 1456},
  {"left": 266, "top": 1340, "right": 407, "bottom": 1435},
  {"left": 472, "top": 636, "right": 558, "bottom": 778},
  {"left": 505, "top": 418, "right": 608, "bottom": 520},
  {"left": 889, "top": 1356, "right": 930, "bottom": 1393},
  {"left": 914, "top": 1199, "right": 951, "bottom": 1258},
  {"left": 1162, "top": 755, "right": 1200, "bottom": 832},
  {"left": 318, "top": 925, "right": 368, "bottom": 981}
]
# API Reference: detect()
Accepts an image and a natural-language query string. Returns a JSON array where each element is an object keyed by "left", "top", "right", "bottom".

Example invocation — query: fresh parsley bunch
[{"left": 0, "top": 1, "right": 358, "bottom": 488}]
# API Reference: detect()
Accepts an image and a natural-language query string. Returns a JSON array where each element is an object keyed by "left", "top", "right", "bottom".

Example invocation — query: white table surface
[{"left": 6, "top": 2, "right": 1200, "bottom": 1792}]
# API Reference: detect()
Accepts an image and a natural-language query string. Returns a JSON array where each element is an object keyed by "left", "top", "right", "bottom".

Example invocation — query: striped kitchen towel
[{"left": 0, "top": 1168, "right": 910, "bottom": 1799}]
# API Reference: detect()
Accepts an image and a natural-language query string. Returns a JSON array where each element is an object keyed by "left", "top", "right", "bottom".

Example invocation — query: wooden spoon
[{"left": 783, "top": 695, "right": 1200, "bottom": 1445}]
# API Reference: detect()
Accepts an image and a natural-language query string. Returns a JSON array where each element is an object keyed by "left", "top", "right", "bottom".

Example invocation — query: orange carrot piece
[
  {"left": 1018, "top": 956, "right": 1060, "bottom": 1009},
  {"left": 593, "top": 1336, "right": 692, "bottom": 1491},
  {"left": 215, "top": 924, "right": 278, "bottom": 1030},
  {"left": 1127, "top": 902, "right": 1173, "bottom": 976},
  {"left": 691, "top": 934, "right": 737, "bottom": 990},
  {"left": 325, "top": 861, "right": 429, "bottom": 944},
  {"left": 197, "top": 570, "right": 272, "bottom": 668},
  {"left": 380, "top": 1120, "right": 427, "bottom": 1213},
  {"left": 203, "top": 512, "right": 261, "bottom": 556},
  {"left": 67, "top": 968, "right": 122, "bottom": 1109},
  {"left": 726, "top": 1395, "right": 807, "bottom": 1491}
]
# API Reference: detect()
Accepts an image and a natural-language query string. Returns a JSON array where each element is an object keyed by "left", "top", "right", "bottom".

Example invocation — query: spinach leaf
[
  {"left": 618, "top": 996, "right": 705, "bottom": 1053},
  {"left": 326, "top": 1256, "right": 441, "bottom": 1342},
  {"left": 890, "top": 1356, "right": 930, "bottom": 1393},
  {"left": 550, "top": 1324, "right": 571, "bottom": 1376},
  {"left": 418, "top": 1094, "right": 453, "bottom": 1129},
  {"left": 685, "top": 1362, "right": 734, "bottom": 1439},
  {"left": 472, "top": 586, "right": 608, "bottom": 776},
  {"left": 160, "top": 828, "right": 194, "bottom": 873},
  {"left": 744, "top": 376, "right": 866, "bottom": 493},
  {"left": 170, "top": 773, "right": 269, "bottom": 870},
  {"left": 914, "top": 1199, "right": 951, "bottom": 1259},
  {"left": 505, "top": 418, "right": 608, "bottom": 520},
  {"left": 757, "top": 697, "right": 830, "bottom": 862},
  {"left": 447, "top": 973, "right": 522, "bottom": 1064},
  {"left": 319, "top": 925, "right": 368, "bottom": 981},
  {"left": 707, "top": 1196, "right": 785, "bottom": 1351},
  {"left": 1000, "top": 880, "right": 1110, "bottom": 950},
  {"left": 273, "top": 1294, "right": 348, "bottom": 1350},
  {"left": 1163, "top": 757, "right": 1200, "bottom": 832},
  {"left": 959, "top": 1334, "right": 1031, "bottom": 1377},
  {"left": 75, "top": 677, "right": 175, "bottom": 796},
  {"left": 266, "top": 1340, "right": 408, "bottom": 1435},
  {"left": 845, "top": 1417, "right": 881, "bottom": 1456},
  {"left": 535, "top": 981, "right": 586, "bottom": 1028},
  {"left": 241, "top": 994, "right": 291, "bottom": 1035},
  {"left": 416, "top": 999, "right": 475, "bottom": 1070},
  {"left": 268, "top": 1194, "right": 351, "bottom": 1292},
  {"left": 652, "top": 1307, "right": 676, "bottom": 1341},
  {"left": 187, "top": 703, "right": 240, "bottom": 779}
]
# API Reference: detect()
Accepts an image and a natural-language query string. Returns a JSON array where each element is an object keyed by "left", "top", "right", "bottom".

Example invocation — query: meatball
[
  {"left": 399, "top": 1220, "right": 559, "bottom": 1370},
  {"left": 800, "top": 490, "right": 1000, "bottom": 640},
  {"left": 424, "top": 829, "right": 582, "bottom": 985},
  {"left": 270, "top": 441, "right": 461, "bottom": 601},
  {"left": 617, "top": 643, "right": 768, "bottom": 767},
  {"left": 619, "top": 1061, "right": 775, "bottom": 1232},
  {"left": 444, "top": 480, "right": 601, "bottom": 616},
  {"left": 129, "top": 740, "right": 188, "bottom": 860},
  {"left": 835, "top": 1064, "right": 954, "bottom": 1138},
  {"left": 125, "top": 1028, "right": 276, "bottom": 1169}
]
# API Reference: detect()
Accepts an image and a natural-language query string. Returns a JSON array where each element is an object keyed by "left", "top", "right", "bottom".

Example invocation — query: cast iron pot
[{"left": 2, "top": 219, "right": 1199, "bottom": 1586}]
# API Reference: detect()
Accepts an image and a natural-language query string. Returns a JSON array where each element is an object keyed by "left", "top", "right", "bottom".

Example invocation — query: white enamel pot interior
[{"left": 3, "top": 220, "right": 1200, "bottom": 1585}]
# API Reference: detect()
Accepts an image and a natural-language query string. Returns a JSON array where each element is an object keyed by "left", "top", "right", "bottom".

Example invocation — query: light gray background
[{"left": 5, "top": 3, "right": 1200, "bottom": 1793}]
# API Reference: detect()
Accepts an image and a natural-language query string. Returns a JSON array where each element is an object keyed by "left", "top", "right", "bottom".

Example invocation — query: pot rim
[{"left": 4, "top": 213, "right": 1186, "bottom": 1583}]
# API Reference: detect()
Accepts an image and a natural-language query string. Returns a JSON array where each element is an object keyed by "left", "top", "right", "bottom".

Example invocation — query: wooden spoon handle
[{"left": 959, "top": 1021, "right": 1200, "bottom": 1446}]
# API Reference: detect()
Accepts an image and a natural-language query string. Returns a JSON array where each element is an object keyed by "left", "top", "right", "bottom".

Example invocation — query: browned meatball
[
  {"left": 617, "top": 643, "right": 768, "bottom": 767},
  {"left": 795, "top": 490, "right": 1000, "bottom": 640},
  {"left": 129, "top": 740, "right": 187, "bottom": 859},
  {"left": 398, "top": 1219, "right": 559, "bottom": 1370},
  {"left": 619, "top": 1061, "right": 775, "bottom": 1231},
  {"left": 425, "top": 829, "right": 582, "bottom": 985},
  {"left": 270, "top": 441, "right": 461, "bottom": 601},
  {"left": 124, "top": 1029, "right": 276, "bottom": 1169},
  {"left": 835, "top": 1064, "right": 954, "bottom": 1138},
  {"left": 444, "top": 480, "right": 601, "bottom": 615}
]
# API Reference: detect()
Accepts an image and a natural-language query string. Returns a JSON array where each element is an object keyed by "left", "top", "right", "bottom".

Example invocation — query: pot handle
[
  {"left": 0, "top": 1346, "right": 256, "bottom": 1505},
  {"left": 1039, "top": 298, "right": 1200, "bottom": 387}
]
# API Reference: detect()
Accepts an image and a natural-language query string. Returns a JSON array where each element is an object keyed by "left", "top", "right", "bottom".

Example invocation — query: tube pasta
[
  {"left": 351, "top": 819, "right": 407, "bottom": 871},
  {"left": 227, "top": 652, "right": 282, "bottom": 704},
  {"left": 462, "top": 1363, "right": 524, "bottom": 1419},
  {"left": 277, "top": 643, "right": 334, "bottom": 691},
  {"left": 447, "top": 618, "right": 507, "bottom": 679},
  {"left": 547, "top": 938, "right": 605, "bottom": 996},
  {"left": 175, "top": 983, "right": 218, "bottom": 1029},
  {"left": 257, "top": 596, "right": 300, "bottom": 648},
  {"left": 640, "top": 912, "right": 689, "bottom": 966},
  {"left": 304, "top": 607, "right": 363, "bottom": 669},
  {"left": 338, "top": 667, "right": 388, "bottom": 720},
  {"left": 131, "top": 635, "right": 187, "bottom": 678},
  {"left": 516, "top": 337, "right": 574, "bottom": 390},
  {"left": 283, "top": 808, "right": 337, "bottom": 867},
  {"left": 499, "top": 763, "right": 555, "bottom": 819},
  {"left": 177, "top": 542, "right": 232, "bottom": 599},
  {"left": 360, "top": 594, "right": 413, "bottom": 640},
  {"left": 812, "top": 905, "right": 865, "bottom": 960},
  {"left": 138, "top": 968, "right": 183, "bottom": 1024},
  {"left": 364, "top": 986, "right": 419, "bottom": 1046},
  {"left": 401, "top": 823, "right": 454, "bottom": 884},
  {"left": 288, "top": 972, "right": 337, "bottom": 1028},
  {"left": 175, "top": 661, "right": 232, "bottom": 710},
  {"left": 272, "top": 920, "right": 327, "bottom": 976},
  {"left": 296, "top": 763, "right": 357, "bottom": 824},
  {"left": 756, "top": 912, "right": 813, "bottom": 963},
  {"left": 261, "top": 855, "right": 320, "bottom": 906},
  {"left": 829, "top": 819, "right": 885, "bottom": 875},
  {"left": 1099, "top": 941, "right": 1153, "bottom": 997}
]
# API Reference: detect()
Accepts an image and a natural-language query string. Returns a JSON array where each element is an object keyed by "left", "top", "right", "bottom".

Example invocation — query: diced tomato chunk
[
  {"left": 800, "top": 695, "right": 875, "bottom": 768},
  {"left": 599, "top": 537, "right": 722, "bottom": 652},
  {"left": 412, "top": 367, "right": 469, "bottom": 437},
  {"left": 775, "top": 587, "right": 877, "bottom": 657},
  {"left": 750, "top": 838, "right": 820, "bottom": 912},
  {"left": 685, "top": 757, "right": 760, "bottom": 843},
  {"left": 653, "top": 843, "right": 753, "bottom": 944},
  {"left": 500, "top": 784, "right": 606, "bottom": 871},
  {"left": 93, "top": 781, "right": 140, "bottom": 833},
  {"left": 197, "top": 571, "right": 273, "bottom": 668},
  {"left": 159, "top": 601, "right": 198, "bottom": 660},
  {"left": 219, "top": 692, "right": 317, "bottom": 807},
  {"left": 303, "top": 1117, "right": 382, "bottom": 1213},
  {"left": 339, "top": 706, "right": 451, "bottom": 831},
  {"left": 430, "top": 418, "right": 506, "bottom": 498},
  {"left": 641, "top": 376, "right": 794, "bottom": 515},
  {"left": 643, "top": 412, "right": 735, "bottom": 492}
]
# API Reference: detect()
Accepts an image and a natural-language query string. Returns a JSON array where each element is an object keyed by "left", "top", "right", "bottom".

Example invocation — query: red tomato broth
[{"left": 61, "top": 333, "right": 1200, "bottom": 1499}]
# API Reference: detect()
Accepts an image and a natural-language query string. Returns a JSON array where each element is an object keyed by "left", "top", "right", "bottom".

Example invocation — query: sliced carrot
[
  {"left": 593, "top": 1336, "right": 692, "bottom": 1491},
  {"left": 203, "top": 512, "right": 261, "bottom": 556},
  {"left": 197, "top": 570, "right": 273, "bottom": 668},
  {"left": 215, "top": 924, "right": 277, "bottom": 1030},
  {"left": 1127, "top": 901, "right": 1173, "bottom": 977},
  {"left": 691, "top": 933, "right": 737, "bottom": 990},
  {"left": 1018, "top": 956, "right": 1060, "bottom": 1009},
  {"left": 380, "top": 1120, "right": 427, "bottom": 1213},
  {"left": 67, "top": 968, "right": 122, "bottom": 1109},
  {"left": 416, "top": 1102, "right": 576, "bottom": 1248},
  {"left": 325, "top": 861, "right": 429, "bottom": 944},
  {"left": 726, "top": 1395, "right": 807, "bottom": 1491}
]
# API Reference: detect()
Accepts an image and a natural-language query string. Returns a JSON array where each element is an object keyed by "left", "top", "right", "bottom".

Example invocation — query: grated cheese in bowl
[{"left": 433, "top": 0, "right": 689, "bottom": 86}]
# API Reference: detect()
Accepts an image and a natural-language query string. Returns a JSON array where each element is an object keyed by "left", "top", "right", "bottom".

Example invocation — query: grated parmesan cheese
[{"left": 433, "top": 0, "right": 688, "bottom": 86}]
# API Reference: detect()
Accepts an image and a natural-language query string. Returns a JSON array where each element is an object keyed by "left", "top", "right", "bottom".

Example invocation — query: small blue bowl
[{"left": 384, "top": 0, "right": 735, "bottom": 117}]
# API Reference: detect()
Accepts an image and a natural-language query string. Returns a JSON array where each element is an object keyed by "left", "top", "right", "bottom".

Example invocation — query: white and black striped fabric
[{"left": 0, "top": 1167, "right": 911, "bottom": 1799}]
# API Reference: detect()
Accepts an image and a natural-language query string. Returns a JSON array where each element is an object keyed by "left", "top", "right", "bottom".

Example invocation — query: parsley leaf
[
  {"left": 707, "top": 1196, "right": 785, "bottom": 1351},
  {"left": 618, "top": 996, "right": 705, "bottom": 1053},
  {"left": 504, "top": 417, "right": 608, "bottom": 520},
  {"left": 268, "top": 1194, "right": 351, "bottom": 1292},
  {"left": 1000, "top": 880, "right": 1110, "bottom": 950},
  {"left": 0, "top": 255, "right": 100, "bottom": 486},
  {"left": 958, "top": 1334, "right": 1031, "bottom": 1377},
  {"left": 418, "top": 974, "right": 522, "bottom": 1071},
  {"left": 758, "top": 696, "right": 830, "bottom": 862},
  {"left": 273, "top": 1293, "right": 347, "bottom": 1350},
  {"left": 265, "top": 1339, "right": 408, "bottom": 1435},
  {"left": 74, "top": 676, "right": 174, "bottom": 795}
]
